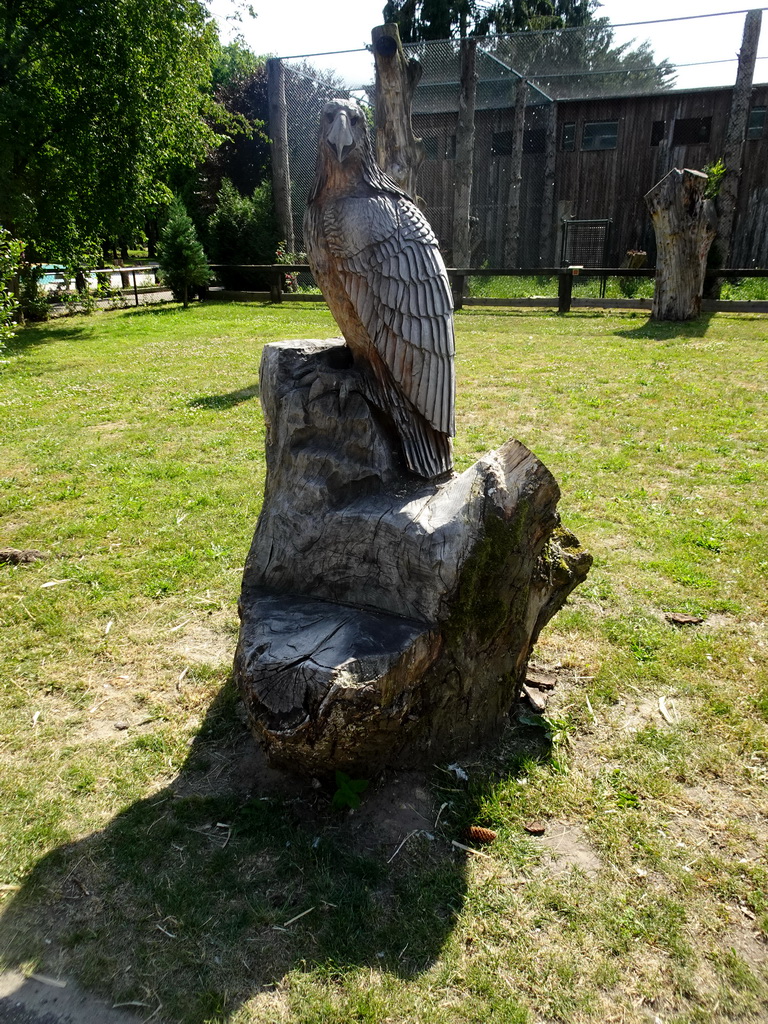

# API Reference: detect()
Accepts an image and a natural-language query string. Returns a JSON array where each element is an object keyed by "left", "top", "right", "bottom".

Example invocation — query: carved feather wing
[{"left": 321, "top": 193, "right": 455, "bottom": 436}]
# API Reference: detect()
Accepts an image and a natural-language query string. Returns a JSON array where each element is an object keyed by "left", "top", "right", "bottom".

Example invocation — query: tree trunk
[
  {"left": 540, "top": 100, "right": 557, "bottom": 267},
  {"left": 267, "top": 57, "right": 295, "bottom": 252},
  {"left": 452, "top": 37, "right": 477, "bottom": 268},
  {"left": 503, "top": 77, "right": 528, "bottom": 268},
  {"left": 146, "top": 220, "right": 158, "bottom": 259},
  {"left": 372, "top": 23, "right": 425, "bottom": 200},
  {"left": 234, "top": 340, "right": 591, "bottom": 777},
  {"left": 717, "top": 9, "right": 762, "bottom": 269},
  {"left": 645, "top": 168, "right": 716, "bottom": 321}
]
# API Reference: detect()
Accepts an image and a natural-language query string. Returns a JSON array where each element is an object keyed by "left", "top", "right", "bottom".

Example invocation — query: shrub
[
  {"left": 207, "top": 179, "right": 279, "bottom": 289},
  {"left": 0, "top": 228, "right": 23, "bottom": 344},
  {"left": 157, "top": 199, "right": 211, "bottom": 308}
]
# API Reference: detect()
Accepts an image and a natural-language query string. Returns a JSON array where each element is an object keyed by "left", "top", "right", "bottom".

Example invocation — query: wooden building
[{"left": 412, "top": 83, "right": 768, "bottom": 268}]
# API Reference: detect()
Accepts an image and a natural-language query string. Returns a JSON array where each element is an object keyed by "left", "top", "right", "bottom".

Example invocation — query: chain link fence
[{"left": 277, "top": 13, "right": 768, "bottom": 270}]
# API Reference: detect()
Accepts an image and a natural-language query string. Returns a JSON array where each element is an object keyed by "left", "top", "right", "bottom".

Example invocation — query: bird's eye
[
  {"left": 325, "top": 112, "right": 334, "bottom": 123},
  {"left": 350, "top": 116, "right": 359, "bottom": 126}
]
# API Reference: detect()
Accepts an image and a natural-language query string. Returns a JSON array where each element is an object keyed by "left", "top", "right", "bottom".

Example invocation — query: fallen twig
[
  {"left": 451, "top": 839, "right": 494, "bottom": 860},
  {"left": 658, "top": 696, "right": 675, "bottom": 725},
  {"left": 282, "top": 906, "right": 317, "bottom": 928},
  {"left": 434, "top": 801, "right": 449, "bottom": 829},
  {"left": 387, "top": 830, "right": 417, "bottom": 864},
  {"left": 28, "top": 973, "right": 67, "bottom": 988}
]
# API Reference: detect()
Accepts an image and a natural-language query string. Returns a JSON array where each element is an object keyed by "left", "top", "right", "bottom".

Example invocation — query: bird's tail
[{"left": 380, "top": 378, "right": 454, "bottom": 480}]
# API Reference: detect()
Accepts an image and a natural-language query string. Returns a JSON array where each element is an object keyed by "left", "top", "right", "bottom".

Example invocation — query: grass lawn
[{"left": 0, "top": 301, "right": 766, "bottom": 1024}]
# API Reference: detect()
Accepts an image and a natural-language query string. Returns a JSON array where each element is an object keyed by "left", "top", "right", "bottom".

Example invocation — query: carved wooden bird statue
[{"left": 304, "top": 98, "right": 455, "bottom": 480}]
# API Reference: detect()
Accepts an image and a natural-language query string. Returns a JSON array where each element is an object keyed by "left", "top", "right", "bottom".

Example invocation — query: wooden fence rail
[{"left": 206, "top": 264, "right": 768, "bottom": 314}]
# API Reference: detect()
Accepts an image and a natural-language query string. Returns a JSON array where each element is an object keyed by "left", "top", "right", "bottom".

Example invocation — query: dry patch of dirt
[
  {"left": 535, "top": 822, "right": 603, "bottom": 876},
  {"left": 346, "top": 772, "right": 436, "bottom": 856},
  {"left": 613, "top": 694, "right": 683, "bottom": 734},
  {"left": 83, "top": 421, "right": 131, "bottom": 439},
  {"left": 170, "top": 623, "right": 233, "bottom": 667}
]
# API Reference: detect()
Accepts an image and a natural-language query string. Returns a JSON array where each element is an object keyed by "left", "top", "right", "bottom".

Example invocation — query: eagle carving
[{"left": 303, "top": 98, "right": 455, "bottom": 480}]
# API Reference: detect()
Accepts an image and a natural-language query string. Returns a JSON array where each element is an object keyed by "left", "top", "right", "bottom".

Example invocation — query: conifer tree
[{"left": 157, "top": 199, "right": 210, "bottom": 308}]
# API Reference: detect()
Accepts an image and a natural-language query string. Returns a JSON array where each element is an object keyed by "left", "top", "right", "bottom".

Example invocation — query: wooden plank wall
[
  {"left": 539, "top": 85, "right": 768, "bottom": 266},
  {"left": 414, "top": 85, "right": 768, "bottom": 267},
  {"left": 413, "top": 107, "right": 548, "bottom": 266}
]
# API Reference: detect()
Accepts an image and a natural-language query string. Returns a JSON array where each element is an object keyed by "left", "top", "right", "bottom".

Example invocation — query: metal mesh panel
[
  {"left": 281, "top": 61, "right": 356, "bottom": 254},
  {"left": 277, "top": 15, "right": 768, "bottom": 269},
  {"left": 561, "top": 220, "right": 612, "bottom": 267}
]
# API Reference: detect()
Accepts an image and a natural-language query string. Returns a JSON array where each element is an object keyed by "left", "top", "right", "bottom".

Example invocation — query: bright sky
[{"left": 206, "top": 1, "right": 768, "bottom": 90}]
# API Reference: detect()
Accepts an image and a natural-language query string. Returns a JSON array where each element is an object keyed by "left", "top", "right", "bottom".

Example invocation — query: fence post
[
  {"left": 452, "top": 37, "right": 477, "bottom": 268},
  {"left": 268, "top": 58, "right": 295, "bottom": 252},
  {"left": 558, "top": 268, "right": 573, "bottom": 313},
  {"left": 540, "top": 100, "right": 557, "bottom": 267},
  {"left": 503, "top": 77, "right": 528, "bottom": 268},
  {"left": 717, "top": 8, "right": 762, "bottom": 267},
  {"left": 132, "top": 270, "right": 139, "bottom": 307},
  {"left": 450, "top": 273, "right": 465, "bottom": 311},
  {"left": 270, "top": 268, "right": 283, "bottom": 304}
]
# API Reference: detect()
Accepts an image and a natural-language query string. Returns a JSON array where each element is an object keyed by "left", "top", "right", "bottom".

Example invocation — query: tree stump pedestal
[
  {"left": 234, "top": 340, "right": 591, "bottom": 776},
  {"left": 645, "top": 168, "right": 717, "bottom": 321}
]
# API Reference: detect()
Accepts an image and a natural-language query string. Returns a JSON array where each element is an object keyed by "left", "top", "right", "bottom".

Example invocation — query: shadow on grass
[
  {"left": 117, "top": 302, "right": 200, "bottom": 319},
  {"left": 188, "top": 383, "right": 260, "bottom": 410},
  {"left": 3, "top": 323, "right": 88, "bottom": 355},
  {"left": 614, "top": 311, "right": 716, "bottom": 340},
  {"left": 0, "top": 680, "right": 554, "bottom": 1023}
]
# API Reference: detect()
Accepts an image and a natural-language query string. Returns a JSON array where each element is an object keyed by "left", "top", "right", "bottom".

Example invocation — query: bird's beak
[{"left": 327, "top": 110, "right": 355, "bottom": 162}]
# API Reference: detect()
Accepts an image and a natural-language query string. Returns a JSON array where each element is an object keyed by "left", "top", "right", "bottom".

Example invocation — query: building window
[
  {"left": 582, "top": 121, "right": 619, "bottom": 151},
  {"left": 562, "top": 122, "right": 576, "bottom": 151},
  {"left": 492, "top": 130, "right": 514, "bottom": 156},
  {"left": 651, "top": 120, "right": 666, "bottom": 147},
  {"left": 423, "top": 135, "right": 456, "bottom": 160},
  {"left": 672, "top": 117, "right": 712, "bottom": 146},
  {"left": 747, "top": 106, "right": 766, "bottom": 140}
]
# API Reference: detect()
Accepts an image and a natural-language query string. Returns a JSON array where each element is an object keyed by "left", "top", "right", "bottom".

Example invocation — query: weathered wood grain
[
  {"left": 452, "top": 37, "right": 477, "bottom": 268},
  {"left": 372, "top": 23, "right": 425, "bottom": 200},
  {"left": 304, "top": 99, "right": 455, "bottom": 480},
  {"left": 645, "top": 167, "right": 716, "bottom": 320},
  {"left": 234, "top": 339, "right": 592, "bottom": 775},
  {"left": 717, "top": 9, "right": 762, "bottom": 267}
]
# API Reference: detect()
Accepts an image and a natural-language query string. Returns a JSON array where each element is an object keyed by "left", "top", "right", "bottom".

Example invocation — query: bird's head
[
  {"left": 319, "top": 99, "right": 367, "bottom": 165},
  {"left": 309, "top": 97, "right": 407, "bottom": 203}
]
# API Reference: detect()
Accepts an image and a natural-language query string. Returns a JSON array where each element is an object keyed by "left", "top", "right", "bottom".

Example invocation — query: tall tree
[
  {"left": 205, "top": 40, "right": 271, "bottom": 201},
  {"left": 0, "top": 0, "right": 240, "bottom": 260},
  {"left": 382, "top": 0, "right": 598, "bottom": 41},
  {"left": 381, "top": 0, "right": 674, "bottom": 94}
]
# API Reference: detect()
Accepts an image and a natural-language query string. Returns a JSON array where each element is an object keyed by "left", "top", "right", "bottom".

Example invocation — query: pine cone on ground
[{"left": 465, "top": 825, "right": 497, "bottom": 845}]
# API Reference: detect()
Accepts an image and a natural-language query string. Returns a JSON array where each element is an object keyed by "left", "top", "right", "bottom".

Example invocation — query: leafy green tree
[
  {"left": 157, "top": 199, "right": 211, "bottom": 308},
  {"left": 0, "top": 0, "right": 241, "bottom": 262},
  {"left": 195, "top": 41, "right": 272, "bottom": 217},
  {"left": 382, "top": 0, "right": 674, "bottom": 94},
  {"left": 206, "top": 179, "right": 279, "bottom": 289},
  {"left": 382, "top": 0, "right": 597, "bottom": 41}
]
